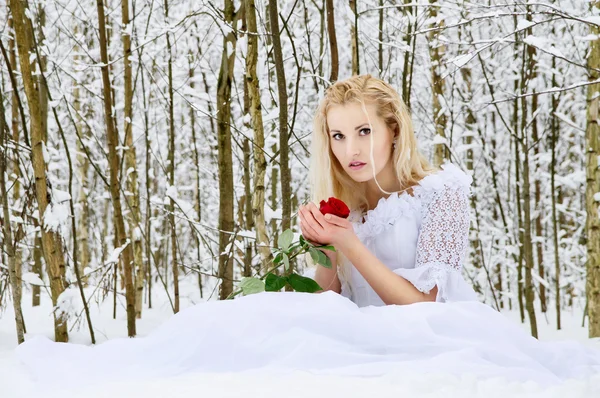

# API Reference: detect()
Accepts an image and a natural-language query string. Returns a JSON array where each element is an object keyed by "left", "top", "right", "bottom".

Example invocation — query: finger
[
  {"left": 302, "top": 205, "right": 324, "bottom": 232},
  {"left": 299, "top": 210, "right": 321, "bottom": 240},
  {"left": 307, "top": 202, "right": 327, "bottom": 229},
  {"left": 298, "top": 213, "right": 312, "bottom": 238},
  {"left": 300, "top": 224, "right": 318, "bottom": 245},
  {"left": 300, "top": 222, "right": 318, "bottom": 244},
  {"left": 323, "top": 213, "right": 349, "bottom": 228}
]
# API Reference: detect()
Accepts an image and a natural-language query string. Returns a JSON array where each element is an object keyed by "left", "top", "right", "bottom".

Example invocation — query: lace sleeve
[
  {"left": 392, "top": 182, "right": 478, "bottom": 302},
  {"left": 416, "top": 185, "right": 470, "bottom": 271}
]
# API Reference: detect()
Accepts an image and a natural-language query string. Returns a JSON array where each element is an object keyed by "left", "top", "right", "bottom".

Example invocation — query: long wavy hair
[{"left": 308, "top": 74, "right": 436, "bottom": 293}]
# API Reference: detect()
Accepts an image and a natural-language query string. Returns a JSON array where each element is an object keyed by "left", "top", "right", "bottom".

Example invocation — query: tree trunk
[
  {"left": 216, "top": 0, "right": 237, "bottom": 300},
  {"left": 32, "top": 233, "right": 43, "bottom": 306},
  {"left": 520, "top": 10, "right": 538, "bottom": 338},
  {"left": 401, "top": 0, "right": 414, "bottom": 106},
  {"left": 163, "top": 0, "right": 179, "bottom": 314},
  {"left": 325, "top": 0, "right": 338, "bottom": 82},
  {"left": 512, "top": 12, "right": 525, "bottom": 324},
  {"left": 585, "top": 0, "right": 600, "bottom": 338},
  {"left": 531, "top": 92, "right": 546, "bottom": 312},
  {"left": 121, "top": 0, "right": 145, "bottom": 319},
  {"left": 550, "top": 54, "right": 561, "bottom": 329},
  {"left": 428, "top": 0, "right": 448, "bottom": 166},
  {"left": 244, "top": 0, "right": 270, "bottom": 272},
  {"left": 349, "top": 0, "right": 359, "bottom": 75},
  {"left": 8, "top": 16, "right": 23, "bottom": 308},
  {"left": 188, "top": 50, "right": 204, "bottom": 294},
  {"left": 9, "top": 0, "right": 69, "bottom": 342},
  {"left": 72, "top": 24, "right": 91, "bottom": 286},
  {"left": 268, "top": 0, "right": 293, "bottom": 286},
  {"left": 95, "top": 0, "right": 136, "bottom": 337},
  {"left": 1, "top": 87, "right": 25, "bottom": 344},
  {"left": 378, "top": 0, "right": 384, "bottom": 76}
]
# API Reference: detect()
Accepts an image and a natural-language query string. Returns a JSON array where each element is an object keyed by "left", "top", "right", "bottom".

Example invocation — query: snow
[
  {"left": 432, "top": 134, "right": 448, "bottom": 145},
  {"left": 516, "top": 19, "right": 535, "bottom": 32},
  {"left": 42, "top": 200, "right": 69, "bottom": 233},
  {"left": 165, "top": 185, "right": 178, "bottom": 200},
  {"left": 105, "top": 241, "right": 129, "bottom": 265},
  {"left": 449, "top": 53, "right": 472, "bottom": 68},
  {"left": 523, "top": 35, "right": 565, "bottom": 58},
  {"left": 41, "top": 142, "right": 49, "bottom": 164},
  {"left": 21, "top": 272, "right": 45, "bottom": 286},
  {"left": 2, "top": 279, "right": 599, "bottom": 398},
  {"left": 238, "top": 229, "right": 256, "bottom": 239},
  {"left": 52, "top": 189, "right": 71, "bottom": 203},
  {"left": 583, "top": 16, "right": 600, "bottom": 27}
]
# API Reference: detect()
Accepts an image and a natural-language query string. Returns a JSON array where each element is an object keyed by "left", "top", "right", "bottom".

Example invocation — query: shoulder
[
  {"left": 416, "top": 163, "right": 472, "bottom": 195},
  {"left": 415, "top": 163, "right": 472, "bottom": 212}
]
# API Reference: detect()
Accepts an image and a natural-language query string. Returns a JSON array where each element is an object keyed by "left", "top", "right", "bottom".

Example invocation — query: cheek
[{"left": 330, "top": 144, "right": 344, "bottom": 162}]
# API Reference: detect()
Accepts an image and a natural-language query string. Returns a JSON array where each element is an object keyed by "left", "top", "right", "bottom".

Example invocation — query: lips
[
  {"left": 349, "top": 161, "right": 366, "bottom": 167},
  {"left": 349, "top": 161, "right": 366, "bottom": 171}
]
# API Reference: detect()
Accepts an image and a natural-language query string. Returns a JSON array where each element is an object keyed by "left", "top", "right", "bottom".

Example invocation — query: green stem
[{"left": 225, "top": 242, "right": 326, "bottom": 300}]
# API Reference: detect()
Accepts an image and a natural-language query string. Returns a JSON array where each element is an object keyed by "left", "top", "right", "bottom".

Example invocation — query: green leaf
[
  {"left": 239, "top": 277, "right": 265, "bottom": 296},
  {"left": 278, "top": 229, "right": 294, "bottom": 252},
  {"left": 299, "top": 234, "right": 312, "bottom": 248},
  {"left": 265, "top": 273, "right": 288, "bottom": 291},
  {"left": 308, "top": 247, "right": 320, "bottom": 263},
  {"left": 273, "top": 251, "right": 283, "bottom": 264},
  {"left": 283, "top": 252, "right": 290, "bottom": 271},
  {"left": 308, "top": 248, "right": 332, "bottom": 269},
  {"left": 317, "top": 245, "right": 336, "bottom": 252},
  {"left": 287, "top": 273, "right": 323, "bottom": 293},
  {"left": 322, "top": 255, "right": 332, "bottom": 269}
]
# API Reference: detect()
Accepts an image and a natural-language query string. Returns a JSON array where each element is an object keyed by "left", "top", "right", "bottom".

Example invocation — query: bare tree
[
  {"left": 163, "top": 0, "right": 180, "bottom": 313},
  {"left": 268, "top": 0, "right": 293, "bottom": 285},
  {"left": 325, "top": 0, "right": 338, "bottom": 82},
  {"left": 428, "top": 1, "right": 448, "bottom": 166},
  {"left": 9, "top": 0, "right": 69, "bottom": 342},
  {"left": 216, "top": 0, "right": 239, "bottom": 300},
  {"left": 586, "top": 0, "right": 600, "bottom": 338},
  {"left": 95, "top": 0, "right": 136, "bottom": 336},
  {"left": 245, "top": 0, "right": 271, "bottom": 272},
  {"left": 121, "top": 0, "right": 145, "bottom": 319},
  {"left": 550, "top": 53, "right": 561, "bottom": 329},
  {"left": 520, "top": 8, "right": 538, "bottom": 338},
  {"left": 1, "top": 88, "right": 25, "bottom": 344},
  {"left": 349, "top": 0, "right": 359, "bottom": 75}
]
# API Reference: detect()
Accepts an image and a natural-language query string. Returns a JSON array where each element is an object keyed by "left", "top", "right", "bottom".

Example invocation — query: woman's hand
[{"left": 298, "top": 202, "right": 357, "bottom": 250}]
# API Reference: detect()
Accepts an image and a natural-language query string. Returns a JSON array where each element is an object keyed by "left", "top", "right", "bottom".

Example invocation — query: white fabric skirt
[{"left": 16, "top": 291, "right": 600, "bottom": 390}]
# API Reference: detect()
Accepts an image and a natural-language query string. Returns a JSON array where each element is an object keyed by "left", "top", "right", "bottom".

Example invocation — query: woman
[
  {"left": 16, "top": 75, "right": 600, "bottom": 393},
  {"left": 299, "top": 74, "right": 477, "bottom": 306}
]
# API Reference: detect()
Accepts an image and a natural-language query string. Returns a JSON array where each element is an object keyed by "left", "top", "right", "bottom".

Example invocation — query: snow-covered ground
[{"left": 1, "top": 279, "right": 599, "bottom": 398}]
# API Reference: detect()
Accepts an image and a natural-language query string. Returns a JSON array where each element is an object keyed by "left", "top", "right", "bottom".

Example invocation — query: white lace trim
[
  {"left": 392, "top": 261, "right": 477, "bottom": 303},
  {"left": 350, "top": 162, "right": 472, "bottom": 243},
  {"left": 351, "top": 193, "right": 421, "bottom": 243}
]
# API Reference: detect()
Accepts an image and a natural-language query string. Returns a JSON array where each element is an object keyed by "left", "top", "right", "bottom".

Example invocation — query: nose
[{"left": 345, "top": 136, "right": 361, "bottom": 158}]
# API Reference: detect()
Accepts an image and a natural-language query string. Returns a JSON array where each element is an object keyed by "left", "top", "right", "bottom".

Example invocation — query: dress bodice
[{"left": 338, "top": 163, "right": 478, "bottom": 307}]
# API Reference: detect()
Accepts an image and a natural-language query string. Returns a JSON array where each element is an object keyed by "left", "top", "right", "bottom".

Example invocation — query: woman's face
[{"left": 326, "top": 102, "right": 395, "bottom": 183}]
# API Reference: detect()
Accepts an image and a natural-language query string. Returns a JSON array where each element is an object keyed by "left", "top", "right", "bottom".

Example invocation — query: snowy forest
[{"left": 1, "top": 0, "right": 600, "bottom": 350}]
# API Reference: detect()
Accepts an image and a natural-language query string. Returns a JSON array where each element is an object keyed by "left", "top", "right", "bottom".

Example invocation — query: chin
[{"left": 345, "top": 169, "right": 372, "bottom": 183}]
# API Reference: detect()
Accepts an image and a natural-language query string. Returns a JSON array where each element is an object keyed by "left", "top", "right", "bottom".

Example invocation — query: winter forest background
[{"left": 1, "top": 0, "right": 600, "bottom": 347}]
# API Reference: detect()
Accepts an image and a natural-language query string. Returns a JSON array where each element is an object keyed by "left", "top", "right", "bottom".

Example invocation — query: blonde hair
[{"left": 308, "top": 74, "right": 436, "bottom": 294}]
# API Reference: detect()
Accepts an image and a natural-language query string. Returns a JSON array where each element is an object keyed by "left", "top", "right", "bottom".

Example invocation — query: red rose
[{"left": 319, "top": 197, "right": 350, "bottom": 219}]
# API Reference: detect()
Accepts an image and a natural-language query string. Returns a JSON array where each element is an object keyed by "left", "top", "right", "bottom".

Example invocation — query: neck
[{"left": 364, "top": 162, "right": 401, "bottom": 211}]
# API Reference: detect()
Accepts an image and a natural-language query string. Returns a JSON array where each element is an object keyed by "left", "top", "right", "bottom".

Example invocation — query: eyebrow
[{"left": 329, "top": 123, "right": 369, "bottom": 134}]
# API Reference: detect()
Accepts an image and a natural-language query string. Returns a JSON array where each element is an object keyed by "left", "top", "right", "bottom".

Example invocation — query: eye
[
  {"left": 332, "top": 133, "right": 344, "bottom": 141},
  {"left": 359, "top": 128, "right": 371, "bottom": 135}
]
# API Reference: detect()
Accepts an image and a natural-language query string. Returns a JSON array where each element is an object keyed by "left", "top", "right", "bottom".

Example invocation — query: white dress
[
  {"left": 339, "top": 162, "right": 478, "bottom": 306},
  {"left": 14, "top": 164, "right": 600, "bottom": 393}
]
